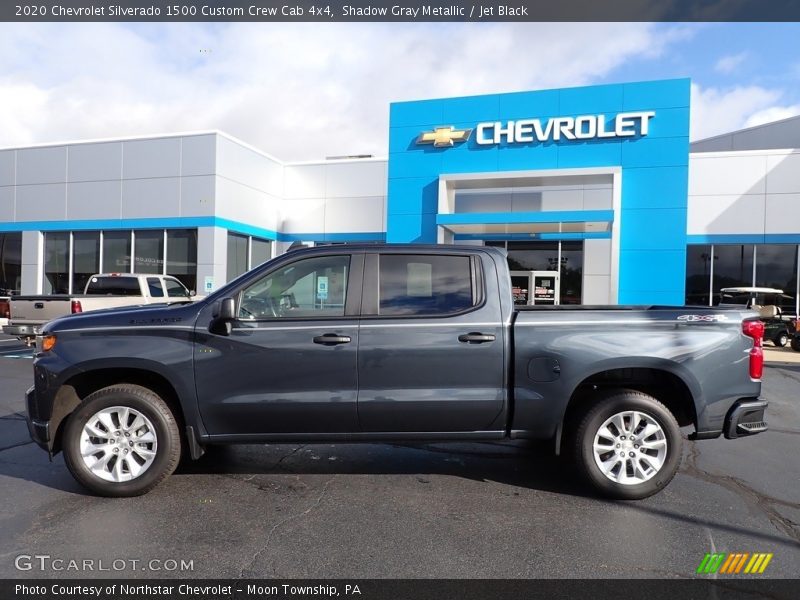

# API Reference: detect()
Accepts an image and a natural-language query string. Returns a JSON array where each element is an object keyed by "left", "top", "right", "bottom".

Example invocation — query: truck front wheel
[
  {"left": 62, "top": 384, "right": 181, "bottom": 497},
  {"left": 573, "top": 390, "right": 682, "bottom": 500}
]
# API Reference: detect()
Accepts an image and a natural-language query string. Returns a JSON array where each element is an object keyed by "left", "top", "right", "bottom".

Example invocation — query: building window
[
  {"left": 685, "top": 245, "right": 713, "bottom": 305},
  {"left": 226, "top": 233, "right": 274, "bottom": 282},
  {"left": 487, "top": 240, "right": 584, "bottom": 305},
  {"left": 227, "top": 233, "right": 249, "bottom": 281},
  {"left": 0, "top": 232, "right": 22, "bottom": 295},
  {"left": 103, "top": 231, "right": 132, "bottom": 273},
  {"left": 755, "top": 245, "right": 798, "bottom": 294},
  {"left": 686, "top": 244, "right": 800, "bottom": 315},
  {"left": 713, "top": 244, "right": 755, "bottom": 297},
  {"left": 251, "top": 237, "right": 272, "bottom": 269},
  {"left": 43, "top": 232, "right": 69, "bottom": 294},
  {"left": 72, "top": 231, "right": 100, "bottom": 294},
  {"left": 167, "top": 229, "right": 198, "bottom": 293},
  {"left": 133, "top": 230, "right": 164, "bottom": 275}
]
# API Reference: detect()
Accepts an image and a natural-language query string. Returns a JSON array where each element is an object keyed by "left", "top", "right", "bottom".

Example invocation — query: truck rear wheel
[
  {"left": 62, "top": 385, "right": 181, "bottom": 497},
  {"left": 573, "top": 390, "right": 682, "bottom": 500}
]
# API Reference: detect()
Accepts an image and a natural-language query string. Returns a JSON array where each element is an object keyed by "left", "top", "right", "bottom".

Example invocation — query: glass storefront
[
  {"left": 134, "top": 230, "right": 165, "bottom": 275},
  {"left": 0, "top": 232, "right": 22, "bottom": 295},
  {"left": 43, "top": 232, "right": 70, "bottom": 294},
  {"left": 226, "top": 233, "right": 273, "bottom": 282},
  {"left": 685, "top": 244, "right": 800, "bottom": 315},
  {"left": 167, "top": 229, "right": 198, "bottom": 292},
  {"left": 41, "top": 229, "right": 198, "bottom": 294},
  {"left": 72, "top": 231, "right": 100, "bottom": 293},
  {"left": 486, "top": 240, "right": 584, "bottom": 304}
]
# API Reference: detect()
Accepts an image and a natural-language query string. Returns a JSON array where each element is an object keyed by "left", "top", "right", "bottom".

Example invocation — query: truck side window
[
  {"left": 164, "top": 279, "right": 190, "bottom": 298},
  {"left": 147, "top": 277, "right": 164, "bottom": 297},
  {"left": 378, "top": 254, "right": 475, "bottom": 316},
  {"left": 238, "top": 255, "right": 350, "bottom": 320}
]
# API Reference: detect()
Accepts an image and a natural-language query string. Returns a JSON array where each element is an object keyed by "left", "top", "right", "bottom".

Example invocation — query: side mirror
[
  {"left": 209, "top": 297, "right": 236, "bottom": 336},
  {"left": 189, "top": 290, "right": 196, "bottom": 297}
]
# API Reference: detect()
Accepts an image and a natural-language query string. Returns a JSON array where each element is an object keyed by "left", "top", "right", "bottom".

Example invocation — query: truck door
[
  {"left": 194, "top": 253, "right": 363, "bottom": 435},
  {"left": 357, "top": 251, "right": 506, "bottom": 433}
]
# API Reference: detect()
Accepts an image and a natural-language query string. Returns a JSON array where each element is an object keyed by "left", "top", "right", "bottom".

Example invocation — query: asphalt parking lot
[{"left": 0, "top": 333, "right": 798, "bottom": 579}]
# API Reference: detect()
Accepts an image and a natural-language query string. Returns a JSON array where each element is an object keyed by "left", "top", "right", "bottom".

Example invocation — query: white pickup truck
[{"left": 3, "top": 274, "right": 196, "bottom": 345}]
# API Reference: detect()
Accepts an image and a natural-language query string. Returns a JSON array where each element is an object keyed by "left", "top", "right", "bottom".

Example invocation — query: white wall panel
[
  {"left": 181, "top": 135, "right": 216, "bottom": 177},
  {"left": 766, "top": 152, "right": 800, "bottom": 195},
  {"left": 121, "top": 178, "right": 180, "bottom": 218},
  {"left": 0, "top": 187, "right": 14, "bottom": 221},
  {"left": 16, "top": 184, "right": 66, "bottom": 221},
  {"left": 68, "top": 142, "right": 122, "bottom": 182},
  {"left": 765, "top": 193, "right": 800, "bottom": 234},
  {"left": 280, "top": 198, "right": 326, "bottom": 233},
  {"left": 215, "top": 176, "right": 279, "bottom": 232},
  {"left": 687, "top": 194, "right": 765, "bottom": 235},
  {"left": 180, "top": 175, "right": 216, "bottom": 217},
  {"left": 584, "top": 239, "right": 611, "bottom": 276},
  {"left": 539, "top": 188, "right": 583, "bottom": 211},
  {"left": 17, "top": 147, "right": 66, "bottom": 185},
  {"left": 688, "top": 154, "right": 767, "bottom": 196},
  {"left": 583, "top": 274, "right": 611, "bottom": 304},
  {"left": 67, "top": 181, "right": 122, "bottom": 220},
  {"left": 122, "top": 138, "right": 181, "bottom": 179},
  {"left": 325, "top": 162, "right": 387, "bottom": 198},
  {"left": 0, "top": 151, "right": 15, "bottom": 187},
  {"left": 284, "top": 165, "right": 326, "bottom": 199},
  {"left": 216, "top": 136, "right": 283, "bottom": 195},
  {"left": 325, "top": 196, "right": 384, "bottom": 233},
  {"left": 583, "top": 187, "right": 613, "bottom": 210}
]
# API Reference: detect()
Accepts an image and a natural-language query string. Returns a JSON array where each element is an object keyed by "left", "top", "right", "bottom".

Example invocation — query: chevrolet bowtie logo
[{"left": 416, "top": 126, "right": 472, "bottom": 147}]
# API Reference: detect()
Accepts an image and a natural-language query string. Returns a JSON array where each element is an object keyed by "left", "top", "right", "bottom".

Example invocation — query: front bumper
[
  {"left": 724, "top": 399, "right": 768, "bottom": 439},
  {"left": 25, "top": 386, "right": 50, "bottom": 452}
]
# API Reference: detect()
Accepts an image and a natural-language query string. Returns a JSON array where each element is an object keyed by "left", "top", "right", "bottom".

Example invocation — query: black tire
[
  {"left": 774, "top": 332, "right": 789, "bottom": 348},
  {"left": 791, "top": 337, "right": 800, "bottom": 352},
  {"left": 62, "top": 384, "right": 181, "bottom": 497},
  {"left": 573, "top": 389, "right": 682, "bottom": 500}
]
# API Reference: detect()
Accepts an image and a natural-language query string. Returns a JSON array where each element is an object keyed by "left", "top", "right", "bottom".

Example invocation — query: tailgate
[{"left": 9, "top": 296, "right": 72, "bottom": 325}]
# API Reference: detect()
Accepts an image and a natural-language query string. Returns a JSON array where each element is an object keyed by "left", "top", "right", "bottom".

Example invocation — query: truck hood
[{"left": 43, "top": 301, "right": 205, "bottom": 333}]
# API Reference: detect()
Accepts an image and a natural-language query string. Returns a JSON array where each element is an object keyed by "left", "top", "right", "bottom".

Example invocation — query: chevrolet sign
[
  {"left": 416, "top": 111, "right": 656, "bottom": 148},
  {"left": 476, "top": 111, "right": 656, "bottom": 145}
]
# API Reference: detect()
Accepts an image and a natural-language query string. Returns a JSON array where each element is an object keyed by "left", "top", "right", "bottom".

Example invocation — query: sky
[{"left": 0, "top": 22, "right": 799, "bottom": 161}]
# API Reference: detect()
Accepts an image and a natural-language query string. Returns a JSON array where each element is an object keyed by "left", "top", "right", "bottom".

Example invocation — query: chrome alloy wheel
[
  {"left": 79, "top": 406, "right": 158, "bottom": 482},
  {"left": 592, "top": 410, "right": 668, "bottom": 486}
]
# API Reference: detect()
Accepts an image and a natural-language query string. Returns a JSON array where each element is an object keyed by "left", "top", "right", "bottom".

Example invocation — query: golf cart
[{"left": 719, "top": 287, "right": 796, "bottom": 347}]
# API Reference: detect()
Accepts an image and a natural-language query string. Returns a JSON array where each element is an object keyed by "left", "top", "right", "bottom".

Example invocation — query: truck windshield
[{"left": 85, "top": 277, "right": 141, "bottom": 295}]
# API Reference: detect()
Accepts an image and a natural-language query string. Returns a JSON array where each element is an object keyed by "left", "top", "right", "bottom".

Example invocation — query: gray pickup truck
[{"left": 25, "top": 245, "right": 768, "bottom": 499}]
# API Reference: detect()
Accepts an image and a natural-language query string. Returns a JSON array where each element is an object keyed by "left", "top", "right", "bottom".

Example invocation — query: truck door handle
[
  {"left": 313, "top": 334, "right": 352, "bottom": 346},
  {"left": 458, "top": 332, "right": 496, "bottom": 344}
]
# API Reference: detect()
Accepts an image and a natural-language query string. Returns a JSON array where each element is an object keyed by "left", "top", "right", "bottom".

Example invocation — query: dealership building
[{"left": 1, "top": 78, "right": 799, "bottom": 310}]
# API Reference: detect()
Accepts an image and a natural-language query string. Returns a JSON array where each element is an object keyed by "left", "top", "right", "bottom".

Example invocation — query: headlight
[{"left": 40, "top": 335, "right": 57, "bottom": 352}]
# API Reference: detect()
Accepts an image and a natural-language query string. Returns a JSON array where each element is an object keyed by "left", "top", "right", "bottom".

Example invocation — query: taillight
[
  {"left": 742, "top": 319, "right": 764, "bottom": 380},
  {"left": 71, "top": 300, "right": 83, "bottom": 314}
]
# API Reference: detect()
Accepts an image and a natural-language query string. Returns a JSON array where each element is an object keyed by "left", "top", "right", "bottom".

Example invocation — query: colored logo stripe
[{"left": 697, "top": 552, "right": 773, "bottom": 574}]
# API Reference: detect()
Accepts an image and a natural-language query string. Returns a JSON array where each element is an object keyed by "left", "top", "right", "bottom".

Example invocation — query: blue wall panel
[{"left": 387, "top": 78, "right": 691, "bottom": 305}]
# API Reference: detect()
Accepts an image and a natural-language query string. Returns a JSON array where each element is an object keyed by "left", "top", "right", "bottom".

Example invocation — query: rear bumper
[
  {"left": 3, "top": 324, "right": 39, "bottom": 337},
  {"left": 724, "top": 399, "right": 768, "bottom": 439},
  {"left": 25, "top": 386, "right": 50, "bottom": 451}
]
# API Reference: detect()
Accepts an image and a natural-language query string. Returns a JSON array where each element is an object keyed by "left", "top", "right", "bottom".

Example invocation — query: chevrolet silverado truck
[
  {"left": 25, "top": 245, "right": 768, "bottom": 499},
  {"left": 4, "top": 273, "right": 195, "bottom": 345}
]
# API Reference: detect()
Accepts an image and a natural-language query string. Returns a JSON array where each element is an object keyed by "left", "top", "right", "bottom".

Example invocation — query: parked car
[
  {"left": 26, "top": 245, "right": 767, "bottom": 499},
  {"left": 3, "top": 274, "right": 196, "bottom": 345},
  {"left": 0, "top": 296, "right": 10, "bottom": 327},
  {"left": 719, "top": 287, "right": 796, "bottom": 347}
]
